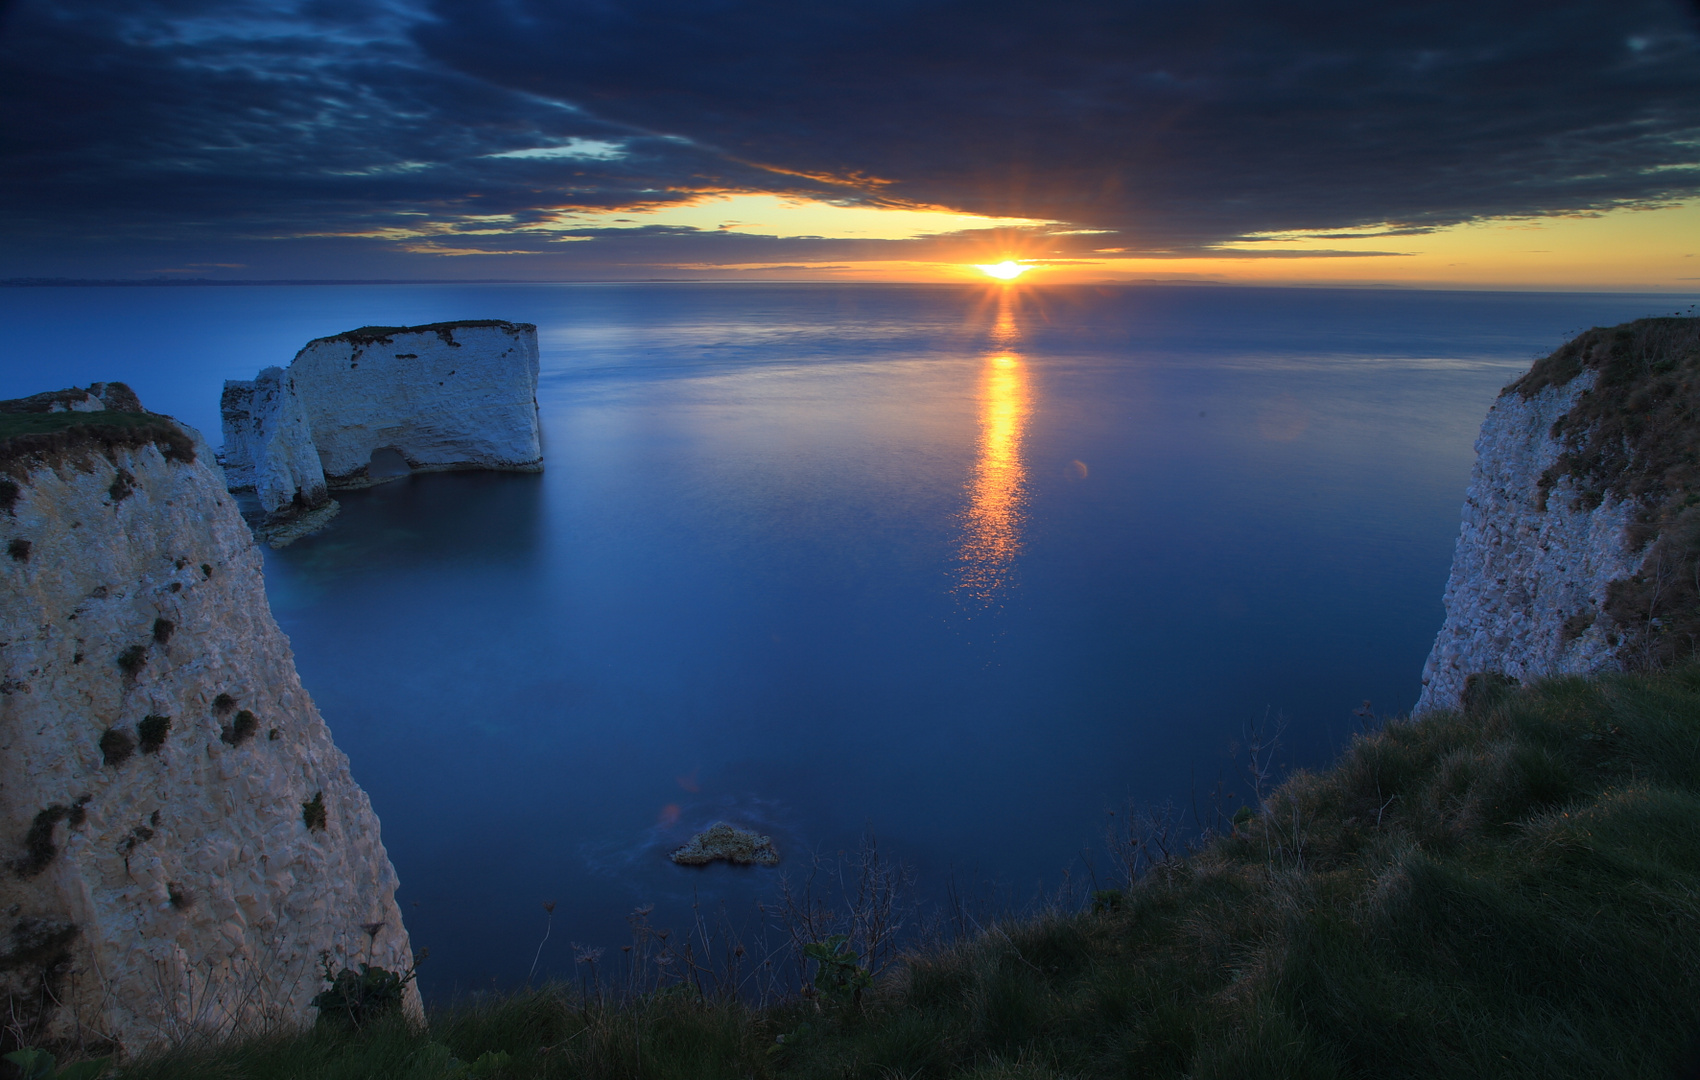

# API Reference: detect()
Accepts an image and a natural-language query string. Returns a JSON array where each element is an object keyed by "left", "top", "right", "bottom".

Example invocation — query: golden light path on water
[{"left": 955, "top": 292, "right": 1032, "bottom": 606}]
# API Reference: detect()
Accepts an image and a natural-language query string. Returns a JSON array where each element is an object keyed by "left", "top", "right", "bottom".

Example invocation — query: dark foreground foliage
[{"left": 105, "top": 667, "right": 1700, "bottom": 1080}]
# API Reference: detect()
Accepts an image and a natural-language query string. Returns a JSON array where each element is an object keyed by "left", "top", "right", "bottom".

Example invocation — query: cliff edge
[
  {"left": 1418, "top": 316, "right": 1700, "bottom": 712},
  {"left": 1, "top": 388, "right": 417, "bottom": 1055}
]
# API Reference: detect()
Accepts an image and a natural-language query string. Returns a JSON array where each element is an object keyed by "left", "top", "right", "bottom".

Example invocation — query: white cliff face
[
  {"left": 218, "top": 368, "right": 328, "bottom": 519},
  {"left": 220, "top": 321, "right": 541, "bottom": 519},
  {"left": 1, "top": 413, "right": 416, "bottom": 1054},
  {"left": 290, "top": 321, "right": 541, "bottom": 482},
  {"left": 1416, "top": 373, "right": 1640, "bottom": 712}
]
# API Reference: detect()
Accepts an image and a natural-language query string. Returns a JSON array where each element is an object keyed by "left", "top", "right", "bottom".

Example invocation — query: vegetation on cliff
[
  {"left": 0, "top": 386, "right": 194, "bottom": 477},
  {"left": 1512, "top": 316, "right": 1700, "bottom": 666},
  {"left": 94, "top": 665, "right": 1700, "bottom": 1080},
  {"left": 309, "top": 320, "right": 528, "bottom": 348}
]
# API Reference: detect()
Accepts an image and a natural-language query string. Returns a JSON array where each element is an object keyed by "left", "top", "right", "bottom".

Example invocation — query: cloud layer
[{"left": 2, "top": 0, "right": 1697, "bottom": 276}]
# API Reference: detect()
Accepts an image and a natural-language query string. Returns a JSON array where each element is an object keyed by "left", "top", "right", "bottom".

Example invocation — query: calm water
[{"left": 4, "top": 282, "right": 1693, "bottom": 998}]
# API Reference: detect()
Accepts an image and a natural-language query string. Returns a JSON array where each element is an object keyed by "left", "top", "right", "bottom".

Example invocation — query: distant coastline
[
  {"left": 0, "top": 277, "right": 539, "bottom": 287},
  {"left": 0, "top": 277, "right": 943, "bottom": 287}
]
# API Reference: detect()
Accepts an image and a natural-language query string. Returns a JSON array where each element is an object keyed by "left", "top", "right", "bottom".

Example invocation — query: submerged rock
[
  {"left": 221, "top": 320, "right": 541, "bottom": 535},
  {"left": 670, "top": 823, "right": 781, "bottom": 867},
  {"left": 1, "top": 387, "right": 416, "bottom": 1054},
  {"left": 1418, "top": 317, "right": 1700, "bottom": 712}
]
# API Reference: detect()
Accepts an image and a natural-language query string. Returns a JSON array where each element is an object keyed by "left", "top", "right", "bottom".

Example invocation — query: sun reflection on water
[{"left": 955, "top": 295, "right": 1032, "bottom": 607}]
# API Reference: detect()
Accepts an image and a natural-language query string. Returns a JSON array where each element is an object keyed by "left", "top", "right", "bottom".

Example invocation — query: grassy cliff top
[
  {"left": 108, "top": 666, "right": 1700, "bottom": 1080},
  {"left": 1509, "top": 316, "right": 1700, "bottom": 515},
  {"left": 0, "top": 389, "right": 194, "bottom": 481},
  {"left": 1511, "top": 315, "right": 1700, "bottom": 400}
]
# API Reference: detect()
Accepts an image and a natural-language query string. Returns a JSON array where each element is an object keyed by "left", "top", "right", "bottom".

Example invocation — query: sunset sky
[{"left": 2, "top": 0, "right": 1698, "bottom": 289}]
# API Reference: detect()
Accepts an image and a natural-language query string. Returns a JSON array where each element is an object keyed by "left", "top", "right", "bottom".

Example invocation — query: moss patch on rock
[
  {"left": 302, "top": 792, "right": 327, "bottom": 831},
  {"left": 116, "top": 644, "right": 148, "bottom": 677},
  {"left": 15, "top": 805, "right": 71, "bottom": 878},
  {"left": 221, "top": 710, "right": 259, "bottom": 747},
  {"left": 137, "top": 714, "right": 170, "bottom": 753},
  {"left": 99, "top": 728, "right": 135, "bottom": 766}
]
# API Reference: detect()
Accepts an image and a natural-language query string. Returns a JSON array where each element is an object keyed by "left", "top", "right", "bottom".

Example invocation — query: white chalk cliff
[
  {"left": 1417, "top": 318, "right": 1700, "bottom": 712},
  {"left": 222, "top": 320, "right": 541, "bottom": 522},
  {"left": 218, "top": 367, "right": 328, "bottom": 520},
  {"left": 1, "top": 391, "right": 417, "bottom": 1055},
  {"left": 1415, "top": 373, "right": 1636, "bottom": 711}
]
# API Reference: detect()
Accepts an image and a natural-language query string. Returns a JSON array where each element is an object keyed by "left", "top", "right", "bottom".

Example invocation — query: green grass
[
  {"left": 0, "top": 410, "right": 166, "bottom": 441},
  {"left": 92, "top": 667, "right": 1700, "bottom": 1078},
  {"left": 0, "top": 409, "right": 195, "bottom": 473}
]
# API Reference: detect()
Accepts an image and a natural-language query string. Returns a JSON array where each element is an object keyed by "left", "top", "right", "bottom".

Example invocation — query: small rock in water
[{"left": 670, "top": 822, "right": 780, "bottom": 867}]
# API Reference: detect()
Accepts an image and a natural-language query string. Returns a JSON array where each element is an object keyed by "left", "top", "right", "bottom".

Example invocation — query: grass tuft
[
  {"left": 14, "top": 805, "right": 70, "bottom": 877},
  {"left": 115, "top": 644, "right": 147, "bottom": 677},
  {"left": 99, "top": 727, "right": 135, "bottom": 766},
  {"left": 302, "top": 792, "right": 327, "bottom": 831},
  {"left": 221, "top": 710, "right": 259, "bottom": 747},
  {"left": 136, "top": 713, "right": 170, "bottom": 753}
]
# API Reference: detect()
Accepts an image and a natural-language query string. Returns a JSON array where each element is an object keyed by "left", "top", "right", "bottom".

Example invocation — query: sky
[{"left": 2, "top": 0, "right": 1698, "bottom": 288}]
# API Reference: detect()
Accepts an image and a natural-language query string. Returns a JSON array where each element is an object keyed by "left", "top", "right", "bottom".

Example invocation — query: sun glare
[{"left": 976, "top": 260, "right": 1029, "bottom": 280}]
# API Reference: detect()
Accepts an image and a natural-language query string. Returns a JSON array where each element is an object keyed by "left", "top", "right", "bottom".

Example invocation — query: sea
[{"left": 3, "top": 281, "right": 1694, "bottom": 999}]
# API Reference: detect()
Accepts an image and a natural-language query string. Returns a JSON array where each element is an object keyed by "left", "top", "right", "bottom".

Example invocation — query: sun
[{"left": 975, "top": 260, "right": 1029, "bottom": 280}]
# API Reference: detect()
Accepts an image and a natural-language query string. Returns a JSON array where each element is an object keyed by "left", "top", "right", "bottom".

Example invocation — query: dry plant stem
[
  {"left": 1105, "top": 800, "right": 1189, "bottom": 889},
  {"left": 536, "top": 832, "right": 911, "bottom": 1015},
  {"left": 527, "top": 905, "right": 554, "bottom": 985},
  {"left": 1247, "top": 707, "right": 1288, "bottom": 808},
  {"left": 766, "top": 830, "right": 916, "bottom": 998}
]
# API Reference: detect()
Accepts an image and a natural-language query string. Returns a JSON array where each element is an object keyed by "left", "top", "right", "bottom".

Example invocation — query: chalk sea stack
[
  {"left": 221, "top": 320, "right": 541, "bottom": 543},
  {"left": 1419, "top": 317, "right": 1700, "bottom": 711},
  {"left": 1, "top": 387, "right": 415, "bottom": 1055}
]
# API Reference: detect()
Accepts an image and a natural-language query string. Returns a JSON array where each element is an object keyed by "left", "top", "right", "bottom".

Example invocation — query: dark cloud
[
  {"left": 0, "top": 0, "right": 815, "bottom": 255},
  {"left": 417, "top": 0, "right": 1700, "bottom": 248},
  {"left": 1, "top": 0, "right": 1697, "bottom": 274}
]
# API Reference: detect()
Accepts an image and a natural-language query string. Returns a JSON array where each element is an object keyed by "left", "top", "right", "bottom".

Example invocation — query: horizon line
[{"left": 4, "top": 277, "right": 1699, "bottom": 297}]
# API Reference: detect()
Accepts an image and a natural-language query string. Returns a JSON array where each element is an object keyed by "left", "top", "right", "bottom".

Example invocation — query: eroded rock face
[
  {"left": 1416, "top": 373, "right": 1638, "bottom": 711},
  {"left": 218, "top": 368, "right": 328, "bottom": 520},
  {"left": 1, "top": 398, "right": 416, "bottom": 1055},
  {"left": 1417, "top": 317, "right": 1700, "bottom": 712},
  {"left": 221, "top": 320, "right": 541, "bottom": 519}
]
